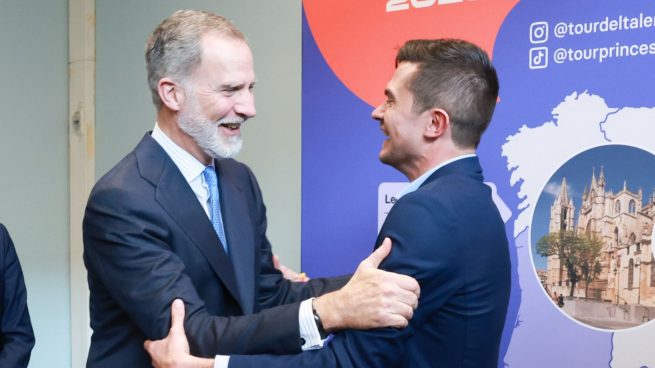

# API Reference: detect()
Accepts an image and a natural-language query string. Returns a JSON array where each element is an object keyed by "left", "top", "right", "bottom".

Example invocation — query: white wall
[
  {"left": 0, "top": 0, "right": 71, "bottom": 366},
  {"left": 96, "top": 0, "right": 303, "bottom": 270},
  {"left": 0, "top": 1, "right": 302, "bottom": 366}
]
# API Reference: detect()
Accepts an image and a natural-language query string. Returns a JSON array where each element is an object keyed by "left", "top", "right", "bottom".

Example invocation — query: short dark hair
[
  {"left": 145, "top": 10, "right": 245, "bottom": 109},
  {"left": 396, "top": 39, "right": 499, "bottom": 148}
]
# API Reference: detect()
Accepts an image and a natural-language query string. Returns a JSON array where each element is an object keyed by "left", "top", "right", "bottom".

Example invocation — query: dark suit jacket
[
  {"left": 229, "top": 157, "right": 511, "bottom": 368},
  {"left": 83, "top": 134, "right": 346, "bottom": 367},
  {"left": 0, "top": 224, "right": 35, "bottom": 368}
]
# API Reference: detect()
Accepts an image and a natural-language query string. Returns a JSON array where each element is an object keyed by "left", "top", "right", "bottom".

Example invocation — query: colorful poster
[{"left": 302, "top": 1, "right": 655, "bottom": 366}]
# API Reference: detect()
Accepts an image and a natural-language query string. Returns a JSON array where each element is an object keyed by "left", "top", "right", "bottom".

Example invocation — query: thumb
[
  {"left": 365, "top": 237, "right": 392, "bottom": 268},
  {"left": 170, "top": 299, "right": 185, "bottom": 332},
  {"left": 273, "top": 254, "right": 281, "bottom": 270}
]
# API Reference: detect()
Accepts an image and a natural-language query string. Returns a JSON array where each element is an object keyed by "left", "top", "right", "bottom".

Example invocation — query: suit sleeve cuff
[
  {"left": 214, "top": 355, "right": 229, "bottom": 368},
  {"left": 299, "top": 298, "right": 329, "bottom": 350}
]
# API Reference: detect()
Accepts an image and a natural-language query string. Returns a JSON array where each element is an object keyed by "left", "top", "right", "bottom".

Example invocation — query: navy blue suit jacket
[
  {"left": 0, "top": 224, "right": 34, "bottom": 368},
  {"left": 83, "top": 134, "right": 346, "bottom": 367},
  {"left": 230, "top": 157, "right": 511, "bottom": 368}
]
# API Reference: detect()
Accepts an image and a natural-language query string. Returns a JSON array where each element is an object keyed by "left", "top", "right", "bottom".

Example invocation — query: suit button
[{"left": 300, "top": 337, "right": 306, "bottom": 346}]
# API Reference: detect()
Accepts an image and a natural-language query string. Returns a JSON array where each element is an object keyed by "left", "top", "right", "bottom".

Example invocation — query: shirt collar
[
  {"left": 151, "top": 122, "right": 210, "bottom": 184},
  {"left": 395, "top": 154, "right": 477, "bottom": 199}
]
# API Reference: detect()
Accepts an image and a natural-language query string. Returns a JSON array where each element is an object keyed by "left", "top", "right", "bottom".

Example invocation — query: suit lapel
[
  {"left": 135, "top": 134, "right": 243, "bottom": 310},
  {"left": 216, "top": 159, "right": 255, "bottom": 314}
]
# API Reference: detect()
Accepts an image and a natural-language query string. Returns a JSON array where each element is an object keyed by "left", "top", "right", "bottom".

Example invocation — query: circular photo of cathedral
[{"left": 530, "top": 144, "right": 655, "bottom": 330}]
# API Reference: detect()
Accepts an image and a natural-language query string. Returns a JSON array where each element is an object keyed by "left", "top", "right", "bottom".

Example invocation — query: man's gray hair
[{"left": 145, "top": 10, "right": 245, "bottom": 109}]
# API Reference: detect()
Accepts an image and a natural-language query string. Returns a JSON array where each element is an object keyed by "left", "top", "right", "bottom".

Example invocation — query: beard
[{"left": 178, "top": 93, "right": 244, "bottom": 159}]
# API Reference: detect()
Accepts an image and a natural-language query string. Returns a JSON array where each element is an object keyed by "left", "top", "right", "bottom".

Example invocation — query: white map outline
[{"left": 502, "top": 91, "right": 655, "bottom": 367}]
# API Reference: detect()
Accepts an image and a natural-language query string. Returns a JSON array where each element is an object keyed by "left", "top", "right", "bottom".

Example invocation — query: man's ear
[
  {"left": 425, "top": 108, "right": 449, "bottom": 139},
  {"left": 157, "top": 77, "right": 185, "bottom": 112}
]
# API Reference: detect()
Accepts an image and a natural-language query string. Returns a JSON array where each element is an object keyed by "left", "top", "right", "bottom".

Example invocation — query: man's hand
[
  {"left": 273, "top": 254, "right": 309, "bottom": 282},
  {"left": 144, "top": 299, "right": 214, "bottom": 368},
  {"left": 313, "top": 237, "right": 420, "bottom": 332}
]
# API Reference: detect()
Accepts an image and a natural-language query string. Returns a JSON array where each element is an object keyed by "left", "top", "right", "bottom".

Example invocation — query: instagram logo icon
[{"left": 530, "top": 22, "right": 549, "bottom": 44}]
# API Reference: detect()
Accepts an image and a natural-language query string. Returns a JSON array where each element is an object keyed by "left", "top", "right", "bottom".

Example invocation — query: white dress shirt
[
  {"left": 150, "top": 124, "right": 325, "bottom": 368},
  {"left": 151, "top": 123, "right": 212, "bottom": 215}
]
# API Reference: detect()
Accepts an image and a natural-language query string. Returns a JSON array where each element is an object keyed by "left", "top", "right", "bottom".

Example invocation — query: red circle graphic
[{"left": 303, "top": 0, "right": 518, "bottom": 107}]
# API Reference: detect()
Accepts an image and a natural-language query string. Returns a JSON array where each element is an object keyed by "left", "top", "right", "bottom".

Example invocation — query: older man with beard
[{"left": 82, "top": 10, "right": 419, "bottom": 367}]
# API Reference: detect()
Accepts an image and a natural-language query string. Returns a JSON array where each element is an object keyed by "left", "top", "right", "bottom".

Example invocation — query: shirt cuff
[
  {"left": 299, "top": 298, "right": 329, "bottom": 350},
  {"left": 214, "top": 355, "right": 230, "bottom": 368}
]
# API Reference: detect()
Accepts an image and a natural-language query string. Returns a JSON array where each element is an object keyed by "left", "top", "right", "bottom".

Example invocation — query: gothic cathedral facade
[{"left": 546, "top": 167, "right": 655, "bottom": 308}]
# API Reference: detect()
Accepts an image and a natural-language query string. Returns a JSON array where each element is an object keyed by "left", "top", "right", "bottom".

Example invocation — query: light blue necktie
[{"left": 202, "top": 166, "right": 228, "bottom": 254}]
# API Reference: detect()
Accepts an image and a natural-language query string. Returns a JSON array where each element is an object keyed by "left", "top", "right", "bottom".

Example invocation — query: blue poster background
[
  {"left": 302, "top": 1, "right": 655, "bottom": 366},
  {"left": 301, "top": 12, "right": 405, "bottom": 278}
]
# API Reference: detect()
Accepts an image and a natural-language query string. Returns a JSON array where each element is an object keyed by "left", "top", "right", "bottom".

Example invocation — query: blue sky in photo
[{"left": 531, "top": 145, "right": 655, "bottom": 270}]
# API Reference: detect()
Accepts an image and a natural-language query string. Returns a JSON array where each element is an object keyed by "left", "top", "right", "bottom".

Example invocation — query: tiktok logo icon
[{"left": 529, "top": 47, "right": 548, "bottom": 69}]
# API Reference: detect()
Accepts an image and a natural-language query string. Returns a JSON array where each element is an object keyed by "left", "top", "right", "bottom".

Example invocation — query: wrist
[
  {"left": 313, "top": 292, "right": 342, "bottom": 333},
  {"left": 188, "top": 356, "right": 214, "bottom": 368},
  {"left": 311, "top": 298, "right": 328, "bottom": 339}
]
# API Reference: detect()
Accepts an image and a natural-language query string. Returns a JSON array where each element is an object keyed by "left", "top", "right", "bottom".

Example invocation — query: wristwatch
[{"left": 312, "top": 299, "right": 328, "bottom": 339}]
